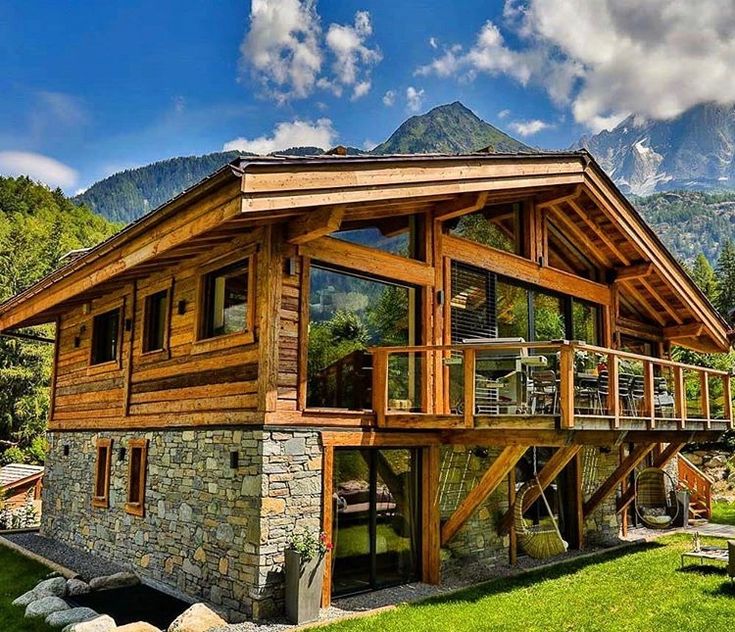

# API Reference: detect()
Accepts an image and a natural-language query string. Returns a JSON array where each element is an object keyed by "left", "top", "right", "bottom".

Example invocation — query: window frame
[
  {"left": 193, "top": 249, "right": 257, "bottom": 352},
  {"left": 140, "top": 282, "right": 172, "bottom": 357},
  {"left": 92, "top": 437, "right": 112, "bottom": 508},
  {"left": 89, "top": 305, "right": 124, "bottom": 368},
  {"left": 444, "top": 201, "right": 527, "bottom": 258},
  {"left": 125, "top": 438, "right": 148, "bottom": 517}
]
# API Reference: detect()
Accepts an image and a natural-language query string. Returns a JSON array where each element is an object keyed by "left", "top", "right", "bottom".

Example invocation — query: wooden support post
[
  {"left": 372, "top": 349, "right": 388, "bottom": 427},
  {"left": 441, "top": 445, "right": 528, "bottom": 546},
  {"left": 609, "top": 353, "right": 620, "bottom": 429},
  {"left": 619, "top": 445, "right": 628, "bottom": 537},
  {"left": 559, "top": 344, "right": 575, "bottom": 429},
  {"left": 616, "top": 442, "right": 685, "bottom": 514},
  {"left": 463, "top": 348, "right": 475, "bottom": 429},
  {"left": 498, "top": 445, "right": 581, "bottom": 534},
  {"left": 584, "top": 443, "right": 656, "bottom": 518},
  {"left": 723, "top": 374, "right": 733, "bottom": 429},
  {"left": 700, "top": 371, "right": 711, "bottom": 428},
  {"left": 422, "top": 445, "right": 441, "bottom": 584},
  {"left": 673, "top": 365, "right": 686, "bottom": 430},
  {"left": 643, "top": 360, "right": 655, "bottom": 429},
  {"left": 508, "top": 467, "right": 517, "bottom": 565},
  {"left": 569, "top": 451, "right": 585, "bottom": 550},
  {"left": 321, "top": 445, "right": 334, "bottom": 608}
]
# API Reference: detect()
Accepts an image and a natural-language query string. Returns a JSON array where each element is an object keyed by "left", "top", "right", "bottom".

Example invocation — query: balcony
[{"left": 370, "top": 341, "right": 734, "bottom": 434}]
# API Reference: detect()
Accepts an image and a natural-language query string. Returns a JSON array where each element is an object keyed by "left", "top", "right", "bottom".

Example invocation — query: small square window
[
  {"left": 91, "top": 308, "right": 120, "bottom": 365},
  {"left": 92, "top": 438, "right": 112, "bottom": 508},
  {"left": 201, "top": 258, "right": 252, "bottom": 339},
  {"left": 143, "top": 290, "right": 168, "bottom": 353},
  {"left": 125, "top": 439, "right": 148, "bottom": 517}
]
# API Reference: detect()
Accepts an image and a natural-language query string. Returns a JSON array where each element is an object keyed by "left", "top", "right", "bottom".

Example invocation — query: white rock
[
  {"left": 25, "top": 596, "right": 70, "bottom": 618},
  {"left": 66, "top": 578, "right": 91, "bottom": 596},
  {"left": 62, "top": 615, "right": 117, "bottom": 632},
  {"left": 167, "top": 603, "right": 227, "bottom": 632},
  {"left": 116, "top": 622, "right": 161, "bottom": 631},
  {"left": 46, "top": 607, "right": 99, "bottom": 628},
  {"left": 88, "top": 571, "right": 140, "bottom": 591},
  {"left": 36, "top": 577, "right": 68, "bottom": 597}
]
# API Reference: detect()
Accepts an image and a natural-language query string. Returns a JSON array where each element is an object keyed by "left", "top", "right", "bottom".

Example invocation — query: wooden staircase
[{"left": 678, "top": 455, "right": 714, "bottom": 526}]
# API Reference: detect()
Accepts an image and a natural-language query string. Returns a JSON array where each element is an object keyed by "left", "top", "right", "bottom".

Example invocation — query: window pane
[
  {"left": 496, "top": 280, "right": 529, "bottom": 339},
  {"left": 533, "top": 292, "right": 566, "bottom": 341},
  {"left": 144, "top": 290, "right": 167, "bottom": 352},
  {"left": 447, "top": 203, "right": 521, "bottom": 254},
  {"left": 203, "top": 259, "right": 249, "bottom": 338},
  {"left": 332, "top": 216, "right": 422, "bottom": 259},
  {"left": 307, "top": 266, "right": 419, "bottom": 409},
  {"left": 572, "top": 301, "right": 600, "bottom": 344},
  {"left": 91, "top": 310, "right": 120, "bottom": 364},
  {"left": 95, "top": 447, "right": 108, "bottom": 497}
]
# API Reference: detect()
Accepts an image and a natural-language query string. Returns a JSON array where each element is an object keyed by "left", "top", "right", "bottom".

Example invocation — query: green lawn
[
  {"left": 712, "top": 501, "right": 735, "bottom": 526},
  {"left": 324, "top": 536, "right": 735, "bottom": 632},
  {"left": 0, "top": 544, "right": 55, "bottom": 632}
]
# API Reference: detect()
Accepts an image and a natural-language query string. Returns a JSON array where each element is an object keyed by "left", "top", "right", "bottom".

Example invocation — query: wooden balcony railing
[{"left": 370, "top": 340, "right": 734, "bottom": 432}]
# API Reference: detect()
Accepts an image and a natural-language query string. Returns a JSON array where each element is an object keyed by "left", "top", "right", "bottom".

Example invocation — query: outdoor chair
[
  {"left": 654, "top": 377, "right": 675, "bottom": 417},
  {"left": 529, "top": 370, "right": 558, "bottom": 414}
]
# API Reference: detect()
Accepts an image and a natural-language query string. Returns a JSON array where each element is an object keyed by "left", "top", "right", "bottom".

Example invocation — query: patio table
[{"left": 680, "top": 546, "right": 729, "bottom": 569}]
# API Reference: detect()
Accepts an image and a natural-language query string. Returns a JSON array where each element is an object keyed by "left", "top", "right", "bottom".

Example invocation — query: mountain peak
[{"left": 372, "top": 101, "right": 531, "bottom": 155}]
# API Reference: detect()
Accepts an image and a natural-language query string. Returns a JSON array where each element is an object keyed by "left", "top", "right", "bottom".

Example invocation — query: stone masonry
[{"left": 42, "top": 428, "right": 322, "bottom": 622}]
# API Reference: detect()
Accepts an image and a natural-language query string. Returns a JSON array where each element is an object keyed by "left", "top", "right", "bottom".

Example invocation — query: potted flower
[{"left": 284, "top": 529, "right": 332, "bottom": 624}]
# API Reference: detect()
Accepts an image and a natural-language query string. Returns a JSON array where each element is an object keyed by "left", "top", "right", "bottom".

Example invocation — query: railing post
[
  {"left": 463, "top": 348, "right": 475, "bottom": 429},
  {"left": 700, "top": 370, "right": 711, "bottom": 428},
  {"left": 643, "top": 360, "right": 655, "bottom": 429},
  {"left": 372, "top": 349, "right": 388, "bottom": 427},
  {"left": 724, "top": 374, "right": 734, "bottom": 429},
  {"left": 673, "top": 365, "right": 686, "bottom": 430},
  {"left": 608, "top": 353, "right": 620, "bottom": 429},
  {"left": 559, "top": 343, "right": 575, "bottom": 429}
]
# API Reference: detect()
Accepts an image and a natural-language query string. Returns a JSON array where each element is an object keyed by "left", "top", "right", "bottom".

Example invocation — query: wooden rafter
[
  {"left": 616, "top": 443, "right": 685, "bottom": 513},
  {"left": 567, "top": 198, "right": 631, "bottom": 266},
  {"left": 547, "top": 204, "right": 611, "bottom": 268},
  {"left": 287, "top": 205, "right": 346, "bottom": 245},
  {"left": 664, "top": 322, "right": 704, "bottom": 340},
  {"left": 614, "top": 262, "right": 653, "bottom": 282},
  {"left": 620, "top": 281, "right": 668, "bottom": 327},
  {"left": 583, "top": 443, "right": 656, "bottom": 517},
  {"left": 498, "top": 445, "right": 582, "bottom": 535},
  {"left": 440, "top": 445, "right": 528, "bottom": 546},
  {"left": 639, "top": 277, "right": 684, "bottom": 325},
  {"left": 434, "top": 192, "right": 489, "bottom": 221},
  {"left": 535, "top": 185, "right": 582, "bottom": 209}
]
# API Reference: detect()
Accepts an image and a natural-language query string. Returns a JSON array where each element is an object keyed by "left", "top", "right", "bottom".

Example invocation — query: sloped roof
[{"left": 0, "top": 464, "right": 44, "bottom": 490}]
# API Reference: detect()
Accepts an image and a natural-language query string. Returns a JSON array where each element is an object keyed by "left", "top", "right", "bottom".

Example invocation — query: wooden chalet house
[{"left": 0, "top": 152, "right": 731, "bottom": 620}]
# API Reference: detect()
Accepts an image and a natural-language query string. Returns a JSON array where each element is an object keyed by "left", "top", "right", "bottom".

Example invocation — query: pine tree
[
  {"left": 691, "top": 252, "right": 717, "bottom": 302},
  {"left": 715, "top": 240, "right": 735, "bottom": 323}
]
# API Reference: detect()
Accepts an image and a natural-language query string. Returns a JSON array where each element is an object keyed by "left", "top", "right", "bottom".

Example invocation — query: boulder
[
  {"left": 706, "top": 455, "right": 727, "bottom": 468},
  {"left": 88, "top": 571, "right": 140, "bottom": 591},
  {"left": 13, "top": 589, "right": 42, "bottom": 607},
  {"left": 167, "top": 603, "right": 227, "bottom": 632},
  {"left": 36, "top": 577, "right": 68, "bottom": 597},
  {"left": 46, "top": 607, "right": 99, "bottom": 628},
  {"left": 685, "top": 453, "right": 703, "bottom": 466},
  {"left": 115, "top": 623, "right": 161, "bottom": 632},
  {"left": 62, "top": 615, "right": 117, "bottom": 632},
  {"left": 25, "top": 596, "right": 70, "bottom": 618},
  {"left": 66, "top": 578, "right": 91, "bottom": 596}
]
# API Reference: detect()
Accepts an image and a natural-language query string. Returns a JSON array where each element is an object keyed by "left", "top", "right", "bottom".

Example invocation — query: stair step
[{"left": 689, "top": 518, "right": 708, "bottom": 526}]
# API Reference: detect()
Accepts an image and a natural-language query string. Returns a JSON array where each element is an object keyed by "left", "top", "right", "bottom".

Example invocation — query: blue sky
[{"left": 1, "top": 1, "right": 732, "bottom": 193}]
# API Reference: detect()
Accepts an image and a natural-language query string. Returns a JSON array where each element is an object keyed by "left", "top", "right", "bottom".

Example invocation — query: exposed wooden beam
[
  {"left": 440, "top": 445, "right": 528, "bottom": 546},
  {"left": 434, "top": 192, "right": 489, "bottom": 221},
  {"left": 498, "top": 445, "right": 582, "bottom": 534},
  {"left": 639, "top": 277, "right": 684, "bottom": 326},
  {"left": 664, "top": 322, "right": 704, "bottom": 340},
  {"left": 583, "top": 443, "right": 656, "bottom": 517},
  {"left": 616, "top": 442, "right": 685, "bottom": 513},
  {"left": 567, "top": 198, "right": 631, "bottom": 266},
  {"left": 535, "top": 185, "right": 582, "bottom": 209},
  {"left": 547, "top": 204, "right": 612, "bottom": 268},
  {"left": 614, "top": 262, "right": 653, "bottom": 282},
  {"left": 620, "top": 281, "right": 668, "bottom": 327},
  {"left": 287, "top": 205, "right": 345, "bottom": 245}
]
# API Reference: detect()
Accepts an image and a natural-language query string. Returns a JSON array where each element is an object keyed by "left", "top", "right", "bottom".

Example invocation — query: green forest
[{"left": 0, "top": 176, "right": 118, "bottom": 465}]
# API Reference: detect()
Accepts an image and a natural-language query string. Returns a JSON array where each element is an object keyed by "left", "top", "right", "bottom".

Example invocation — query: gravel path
[{"left": 3, "top": 532, "right": 125, "bottom": 580}]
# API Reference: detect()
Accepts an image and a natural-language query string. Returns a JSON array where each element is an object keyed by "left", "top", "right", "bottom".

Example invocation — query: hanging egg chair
[
  {"left": 514, "top": 477, "right": 568, "bottom": 559},
  {"left": 634, "top": 467, "right": 679, "bottom": 529}
]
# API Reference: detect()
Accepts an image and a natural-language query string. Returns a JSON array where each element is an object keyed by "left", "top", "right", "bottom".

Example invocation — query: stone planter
[{"left": 284, "top": 549, "right": 325, "bottom": 625}]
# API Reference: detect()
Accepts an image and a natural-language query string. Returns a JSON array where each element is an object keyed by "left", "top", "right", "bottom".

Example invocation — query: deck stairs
[{"left": 678, "top": 455, "right": 714, "bottom": 526}]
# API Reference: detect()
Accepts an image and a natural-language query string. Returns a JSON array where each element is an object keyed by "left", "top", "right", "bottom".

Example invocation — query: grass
[
  {"left": 323, "top": 536, "right": 735, "bottom": 632},
  {"left": 711, "top": 501, "right": 735, "bottom": 526},
  {"left": 0, "top": 544, "right": 55, "bottom": 632}
]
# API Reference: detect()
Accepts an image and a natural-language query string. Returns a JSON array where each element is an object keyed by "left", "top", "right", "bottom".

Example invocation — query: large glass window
[
  {"left": 307, "top": 266, "right": 420, "bottom": 409},
  {"left": 446, "top": 202, "right": 523, "bottom": 254},
  {"left": 91, "top": 309, "right": 121, "bottom": 365},
  {"left": 332, "top": 215, "right": 423, "bottom": 260},
  {"left": 572, "top": 300, "right": 600, "bottom": 345},
  {"left": 143, "top": 290, "right": 168, "bottom": 352},
  {"left": 497, "top": 280, "right": 529, "bottom": 340},
  {"left": 201, "top": 258, "right": 252, "bottom": 339}
]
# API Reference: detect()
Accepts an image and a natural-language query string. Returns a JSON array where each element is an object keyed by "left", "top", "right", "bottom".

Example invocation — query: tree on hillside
[
  {"left": 715, "top": 240, "right": 735, "bottom": 324},
  {"left": 690, "top": 252, "right": 717, "bottom": 303}
]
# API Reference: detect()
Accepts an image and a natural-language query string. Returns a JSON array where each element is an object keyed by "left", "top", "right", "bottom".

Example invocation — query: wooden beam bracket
[{"left": 287, "top": 205, "right": 346, "bottom": 245}]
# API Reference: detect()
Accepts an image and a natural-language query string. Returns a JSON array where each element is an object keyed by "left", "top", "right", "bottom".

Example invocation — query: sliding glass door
[{"left": 331, "top": 448, "right": 421, "bottom": 596}]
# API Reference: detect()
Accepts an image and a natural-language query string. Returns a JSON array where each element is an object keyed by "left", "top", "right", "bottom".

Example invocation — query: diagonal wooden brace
[
  {"left": 616, "top": 442, "right": 685, "bottom": 514},
  {"left": 440, "top": 445, "right": 528, "bottom": 546}
]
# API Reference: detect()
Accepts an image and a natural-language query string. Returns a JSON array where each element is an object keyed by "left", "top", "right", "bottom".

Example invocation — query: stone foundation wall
[{"left": 42, "top": 427, "right": 322, "bottom": 622}]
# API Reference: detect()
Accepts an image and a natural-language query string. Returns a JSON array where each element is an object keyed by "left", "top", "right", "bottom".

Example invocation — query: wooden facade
[{"left": 0, "top": 152, "right": 732, "bottom": 607}]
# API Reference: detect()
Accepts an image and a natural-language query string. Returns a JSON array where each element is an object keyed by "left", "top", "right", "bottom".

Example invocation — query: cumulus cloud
[
  {"left": 406, "top": 87, "right": 425, "bottom": 114},
  {"left": 418, "top": 0, "right": 735, "bottom": 131},
  {"left": 0, "top": 151, "right": 78, "bottom": 189},
  {"left": 498, "top": 109, "right": 511, "bottom": 119},
  {"left": 382, "top": 89, "right": 397, "bottom": 107},
  {"left": 509, "top": 119, "right": 552, "bottom": 137},
  {"left": 223, "top": 118, "right": 337, "bottom": 154},
  {"left": 240, "top": 1, "right": 380, "bottom": 102}
]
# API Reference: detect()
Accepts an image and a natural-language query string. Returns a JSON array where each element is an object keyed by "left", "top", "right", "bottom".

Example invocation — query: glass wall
[
  {"left": 446, "top": 203, "right": 522, "bottom": 254},
  {"left": 332, "top": 448, "right": 421, "bottom": 596},
  {"left": 332, "top": 216, "right": 424, "bottom": 260},
  {"left": 307, "top": 265, "right": 420, "bottom": 409}
]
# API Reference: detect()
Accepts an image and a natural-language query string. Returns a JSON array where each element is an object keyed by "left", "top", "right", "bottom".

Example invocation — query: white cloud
[
  {"left": 362, "top": 138, "right": 377, "bottom": 151},
  {"left": 406, "top": 86, "right": 425, "bottom": 114},
  {"left": 223, "top": 118, "right": 337, "bottom": 154},
  {"left": 508, "top": 119, "right": 552, "bottom": 137},
  {"left": 429, "top": 37, "right": 438, "bottom": 49},
  {"left": 382, "top": 89, "right": 397, "bottom": 107},
  {"left": 240, "top": 1, "right": 381, "bottom": 102},
  {"left": 498, "top": 108, "right": 511, "bottom": 119},
  {"left": 0, "top": 151, "right": 78, "bottom": 189},
  {"left": 418, "top": 0, "right": 735, "bottom": 131}
]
